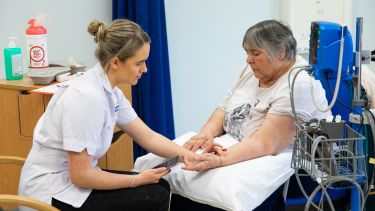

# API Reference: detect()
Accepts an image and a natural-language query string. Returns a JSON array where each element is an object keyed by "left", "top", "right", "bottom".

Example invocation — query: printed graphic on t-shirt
[{"left": 223, "top": 103, "right": 251, "bottom": 141}]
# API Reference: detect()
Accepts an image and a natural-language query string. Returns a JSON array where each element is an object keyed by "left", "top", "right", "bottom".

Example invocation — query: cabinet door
[
  {"left": 18, "top": 92, "right": 45, "bottom": 137},
  {"left": 0, "top": 88, "right": 20, "bottom": 156},
  {"left": 0, "top": 89, "right": 37, "bottom": 207},
  {"left": 0, "top": 88, "right": 23, "bottom": 200},
  {"left": 0, "top": 89, "right": 36, "bottom": 157},
  {"left": 106, "top": 133, "right": 134, "bottom": 171},
  {"left": 43, "top": 94, "right": 53, "bottom": 109}
]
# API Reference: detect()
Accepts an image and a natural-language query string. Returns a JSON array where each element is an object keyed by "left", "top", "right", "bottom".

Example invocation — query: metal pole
[
  {"left": 353, "top": 17, "right": 364, "bottom": 106},
  {"left": 351, "top": 16, "right": 364, "bottom": 211}
]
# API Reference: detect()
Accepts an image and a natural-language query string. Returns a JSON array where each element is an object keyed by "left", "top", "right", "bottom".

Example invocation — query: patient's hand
[
  {"left": 183, "top": 134, "right": 223, "bottom": 153},
  {"left": 202, "top": 139, "right": 224, "bottom": 153},
  {"left": 182, "top": 153, "right": 221, "bottom": 171}
]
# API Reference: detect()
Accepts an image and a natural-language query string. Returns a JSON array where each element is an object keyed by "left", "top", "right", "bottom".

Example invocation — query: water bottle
[{"left": 25, "top": 18, "right": 48, "bottom": 68}]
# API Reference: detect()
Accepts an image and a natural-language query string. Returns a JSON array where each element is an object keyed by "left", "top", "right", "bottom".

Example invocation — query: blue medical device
[
  {"left": 309, "top": 21, "right": 357, "bottom": 124},
  {"left": 307, "top": 19, "right": 370, "bottom": 211},
  {"left": 309, "top": 21, "right": 353, "bottom": 81}
]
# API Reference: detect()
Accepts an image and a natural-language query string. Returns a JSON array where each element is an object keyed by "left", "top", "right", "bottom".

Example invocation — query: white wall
[
  {"left": 352, "top": 0, "right": 375, "bottom": 71},
  {"left": 165, "top": 0, "right": 280, "bottom": 136},
  {"left": 0, "top": 0, "right": 112, "bottom": 78},
  {"left": 165, "top": 0, "right": 375, "bottom": 136}
]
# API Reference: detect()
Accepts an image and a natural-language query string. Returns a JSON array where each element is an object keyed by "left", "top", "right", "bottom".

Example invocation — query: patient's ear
[{"left": 277, "top": 50, "right": 286, "bottom": 60}]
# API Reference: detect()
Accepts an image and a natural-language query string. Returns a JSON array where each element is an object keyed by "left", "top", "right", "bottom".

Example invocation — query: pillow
[{"left": 134, "top": 132, "right": 294, "bottom": 211}]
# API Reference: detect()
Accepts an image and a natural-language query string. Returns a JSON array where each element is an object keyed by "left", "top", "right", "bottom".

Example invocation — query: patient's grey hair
[
  {"left": 88, "top": 19, "right": 150, "bottom": 71},
  {"left": 243, "top": 20, "right": 296, "bottom": 61}
]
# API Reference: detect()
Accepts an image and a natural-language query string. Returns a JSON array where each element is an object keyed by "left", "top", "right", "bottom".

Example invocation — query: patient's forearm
[
  {"left": 199, "top": 108, "right": 225, "bottom": 137},
  {"left": 221, "top": 137, "right": 274, "bottom": 167},
  {"left": 219, "top": 127, "right": 294, "bottom": 167},
  {"left": 218, "top": 114, "right": 295, "bottom": 167}
]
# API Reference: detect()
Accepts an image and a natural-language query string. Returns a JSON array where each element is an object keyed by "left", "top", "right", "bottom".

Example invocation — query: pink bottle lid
[{"left": 26, "top": 19, "right": 47, "bottom": 35}]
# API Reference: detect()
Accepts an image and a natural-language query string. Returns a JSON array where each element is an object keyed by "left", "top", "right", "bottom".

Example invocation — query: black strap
[{"left": 111, "top": 130, "right": 125, "bottom": 144}]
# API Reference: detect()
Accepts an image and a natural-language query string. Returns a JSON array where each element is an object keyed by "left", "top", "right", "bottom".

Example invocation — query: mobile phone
[{"left": 152, "top": 156, "right": 180, "bottom": 169}]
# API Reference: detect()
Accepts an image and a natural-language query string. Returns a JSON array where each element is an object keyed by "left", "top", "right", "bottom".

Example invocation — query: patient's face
[{"left": 245, "top": 47, "right": 275, "bottom": 80}]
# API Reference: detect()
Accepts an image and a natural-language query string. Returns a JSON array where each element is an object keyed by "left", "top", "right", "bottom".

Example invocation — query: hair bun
[{"left": 88, "top": 20, "right": 105, "bottom": 43}]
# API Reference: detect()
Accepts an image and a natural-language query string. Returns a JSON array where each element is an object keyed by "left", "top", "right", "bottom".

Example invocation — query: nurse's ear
[{"left": 110, "top": 57, "right": 120, "bottom": 71}]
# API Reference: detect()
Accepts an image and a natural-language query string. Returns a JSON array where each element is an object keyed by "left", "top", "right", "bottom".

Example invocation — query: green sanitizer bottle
[{"left": 4, "top": 37, "right": 23, "bottom": 80}]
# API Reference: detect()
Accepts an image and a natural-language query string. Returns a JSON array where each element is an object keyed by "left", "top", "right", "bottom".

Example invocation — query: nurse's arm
[
  {"left": 121, "top": 117, "right": 195, "bottom": 159},
  {"left": 67, "top": 149, "right": 169, "bottom": 189}
]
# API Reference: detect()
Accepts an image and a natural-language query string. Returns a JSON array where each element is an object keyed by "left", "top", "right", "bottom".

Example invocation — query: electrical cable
[
  {"left": 324, "top": 73, "right": 364, "bottom": 133},
  {"left": 363, "top": 109, "right": 375, "bottom": 202},
  {"left": 311, "top": 136, "right": 329, "bottom": 178},
  {"left": 329, "top": 176, "right": 365, "bottom": 211},
  {"left": 293, "top": 131, "right": 334, "bottom": 211},
  {"left": 289, "top": 66, "right": 331, "bottom": 210},
  {"left": 294, "top": 169, "right": 327, "bottom": 211},
  {"left": 305, "top": 176, "right": 365, "bottom": 211},
  {"left": 294, "top": 120, "right": 366, "bottom": 210},
  {"left": 310, "top": 26, "right": 345, "bottom": 113},
  {"left": 325, "top": 73, "right": 370, "bottom": 209},
  {"left": 310, "top": 135, "right": 336, "bottom": 210},
  {"left": 319, "top": 190, "right": 324, "bottom": 209},
  {"left": 325, "top": 70, "right": 373, "bottom": 205},
  {"left": 288, "top": 66, "right": 310, "bottom": 127},
  {"left": 304, "top": 182, "right": 335, "bottom": 211},
  {"left": 308, "top": 130, "right": 366, "bottom": 210},
  {"left": 291, "top": 25, "right": 370, "bottom": 211}
]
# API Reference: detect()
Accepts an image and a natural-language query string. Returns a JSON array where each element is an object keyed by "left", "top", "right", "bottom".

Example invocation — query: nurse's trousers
[{"left": 51, "top": 170, "right": 170, "bottom": 211}]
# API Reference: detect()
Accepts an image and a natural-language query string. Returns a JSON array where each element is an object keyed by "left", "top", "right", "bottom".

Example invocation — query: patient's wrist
[
  {"left": 198, "top": 130, "right": 215, "bottom": 139},
  {"left": 217, "top": 156, "right": 223, "bottom": 168},
  {"left": 217, "top": 154, "right": 229, "bottom": 168},
  {"left": 210, "top": 154, "right": 221, "bottom": 169},
  {"left": 199, "top": 124, "right": 214, "bottom": 134}
]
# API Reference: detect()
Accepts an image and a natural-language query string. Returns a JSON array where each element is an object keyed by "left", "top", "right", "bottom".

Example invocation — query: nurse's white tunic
[{"left": 18, "top": 63, "right": 137, "bottom": 208}]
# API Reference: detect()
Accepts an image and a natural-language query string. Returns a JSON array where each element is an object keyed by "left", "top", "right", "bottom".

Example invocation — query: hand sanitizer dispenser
[{"left": 3, "top": 37, "right": 23, "bottom": 80}]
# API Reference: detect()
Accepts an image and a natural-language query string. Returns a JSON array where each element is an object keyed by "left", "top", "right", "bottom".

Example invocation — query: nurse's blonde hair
[{"left": 88, "top": 19, "right": 150, "bottom": 71}]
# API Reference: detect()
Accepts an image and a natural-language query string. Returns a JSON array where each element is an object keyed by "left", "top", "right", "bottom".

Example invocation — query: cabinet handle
[{"left": 19, "top": 90, "right": 30, "bottom": 95}]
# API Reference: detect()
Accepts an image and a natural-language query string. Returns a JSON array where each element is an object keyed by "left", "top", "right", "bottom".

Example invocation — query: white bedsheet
[
  {"left": 134, "top": 132, "right": 294, "bottom": 211},
  {"left": 362, "top": 65, "right": 375, "bottom": 109}
]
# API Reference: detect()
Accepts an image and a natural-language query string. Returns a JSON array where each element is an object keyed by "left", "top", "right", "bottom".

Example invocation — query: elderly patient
[{"left": 183, "top": 20, "right": 331, "bottom": 171}]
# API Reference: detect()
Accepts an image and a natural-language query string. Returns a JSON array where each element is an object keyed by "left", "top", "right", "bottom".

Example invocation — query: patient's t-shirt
[{"left": 219, "top": 55, "right": 331, "bottom": 141}]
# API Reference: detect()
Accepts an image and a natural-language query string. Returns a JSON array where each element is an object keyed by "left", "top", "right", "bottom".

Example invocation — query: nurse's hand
[
  {"left": 179, "top": 150, "right": 198, "bottom": 167},
  {"left": 133, "top": 167, "right": 170, "bottom": 187}
]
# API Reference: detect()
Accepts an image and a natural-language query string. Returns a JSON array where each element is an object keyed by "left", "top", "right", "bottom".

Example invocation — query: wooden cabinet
[{"left": 0, "top": 78, "right": 134, "bottom": 197}]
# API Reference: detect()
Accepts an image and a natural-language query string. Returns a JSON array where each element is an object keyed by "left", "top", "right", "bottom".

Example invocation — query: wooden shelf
[{"left": 0, "top": 77, "right": 43, "bottom": 91}]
